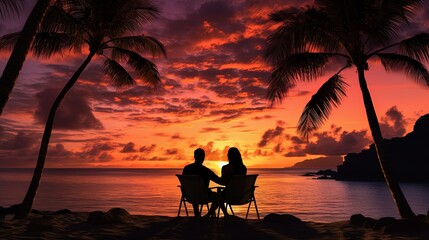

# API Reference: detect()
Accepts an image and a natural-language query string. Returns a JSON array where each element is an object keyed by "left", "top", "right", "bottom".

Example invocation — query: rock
[
  {"left": 336, "top": 114, "right": 429, "bottom": 182},
  {"left": 383, "top": 219, "right": 428, "bottom": 233},
  {"left": 417, "top": 214, "right": 426, "bottom": 222},
  {"left": 263, "top": 213, "right": 302, "bottom": 225},
  {"left": 31, "top": 209, "right": 44, "bottom": 215},
  {"left": 316, "top": 169, "right": 337, "bottom": 176},
  {"left": 373, "top": 217, "right": 396, "bottom": 230},
  {"left": 54, "top": 209, "right": 73, "bottom": 215},
  {"left": 363, "top": 217, "right": 377, "bottom": 228},
  {"left": 349, "top": 214, "right": 365, "bottom": 225},
  {"left": 87, "top": 211, "right": 112, "bottom": 224},
  {"left": 108, "top": 208, "right": 132, "bottom": 223},
  {"left": 27, "top": 216, "right": 54, "bottom": 232}
]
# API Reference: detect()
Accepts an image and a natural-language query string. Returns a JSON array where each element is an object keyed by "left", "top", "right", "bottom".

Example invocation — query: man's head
[{"left": 194, "top": 148, "right": 205, "bottom": 164}]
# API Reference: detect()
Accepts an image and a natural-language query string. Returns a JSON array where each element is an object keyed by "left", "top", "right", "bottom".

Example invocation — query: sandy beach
[{"left": 1, "top": 208, "right": 429, "bottom": 240}]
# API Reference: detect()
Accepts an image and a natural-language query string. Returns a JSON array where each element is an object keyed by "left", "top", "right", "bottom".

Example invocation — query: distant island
[
  {"left": 291, "top": 114, "right": 429, "bottom": 182},
  {"left": 289, "top": 156, "right": 343, "bottom": 169}
]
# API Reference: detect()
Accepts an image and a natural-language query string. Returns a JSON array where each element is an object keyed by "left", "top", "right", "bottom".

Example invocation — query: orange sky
[{"left": 0, "top": 0, "right": 428, "bottom": 170}]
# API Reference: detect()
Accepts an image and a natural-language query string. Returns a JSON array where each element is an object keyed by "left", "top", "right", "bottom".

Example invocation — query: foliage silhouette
[
  {"left": 13, "top": 0, "right": 166, "bottom": 218},
  {"left": 0, "top": 0, "right": 48, "bottom": 115},
  {"left": 264, "top": 0, "right": 429, "bottom": 219}
]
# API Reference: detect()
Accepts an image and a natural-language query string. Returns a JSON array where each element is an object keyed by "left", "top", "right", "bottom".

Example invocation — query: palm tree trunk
[
  {"left": 357, "top": 66, "right": 416, "bottom": 219},
  {"left": 0, "top": 0, "right": 52, "bottom": 115},
  {"left": 14, "top": 52, "right": 96, "bottom": 219}
]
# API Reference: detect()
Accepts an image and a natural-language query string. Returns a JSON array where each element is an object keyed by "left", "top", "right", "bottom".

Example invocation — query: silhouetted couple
[{"left": 182, "top": 147, "right": 247, "bottom": 218}]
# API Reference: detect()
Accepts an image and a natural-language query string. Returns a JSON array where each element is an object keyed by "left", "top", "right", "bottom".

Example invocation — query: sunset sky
[{"left": 0, "top": 0, "right": 428, "bottom": 170}]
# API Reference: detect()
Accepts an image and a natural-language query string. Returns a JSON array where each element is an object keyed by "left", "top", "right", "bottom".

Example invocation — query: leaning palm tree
[
  {"left": 0, "top": 0, "right": 51, "bottom": 115},
  {"left": 14, "top": 0, "right": 166, "bottom": 218},
  {"left": 265, "top": 0, "right": 429, "bottom": 219}
]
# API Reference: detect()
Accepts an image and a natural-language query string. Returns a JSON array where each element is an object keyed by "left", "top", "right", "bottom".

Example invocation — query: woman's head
[{"left": 227, "top": 147, "right": 243, "bottom": 165}]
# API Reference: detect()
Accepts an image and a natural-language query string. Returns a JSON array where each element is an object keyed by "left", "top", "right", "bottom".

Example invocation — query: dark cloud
[
  {"left": 139, "top": 144, "right": 157, "bottom": 153},
  {"left": 257, "top": 121, "right": 286, "bottom": 147},
  {"left": 121, "top": 142, "right": 138, "bottom": 153},
  {"left": 183, "top": 98, "right": 216, "bottom": 109},
  {"left": 171, "top": 133, "right": 184, "bottom": 139},
  {"left": 0, "top": 132, "right": 38, "bottom": 150},
  {"left": 302, "top": 126, "right": 371, "bottom": 156},
  {"left": 34, "top": 88, "right": 103, "bottom": 130},
  {"left": 252, "top": 115, "right": 274, "bottom": 120},
  {"left": 195, "top": 142, "right": 226, "bottom": 161},
  {"left": 80, "top": 142, "right": 116, "bottom": 157},
  {"left": 98, "top": 152, "right": 114, "bottom": 162},
  {"left": 200, "top": 127, "right": 221, "bottom": 133},
  {"left": 257, "top": 120, "right": 372, "bottom": 158},
  {"left": 47, "top": 144, "right": 74, "bottom": 158},
  {"left": 165, "top": 148, "right": 179, "bottom": 155},
  {"left": 380, "top": 106, "right": 407, "bottom": 139}
]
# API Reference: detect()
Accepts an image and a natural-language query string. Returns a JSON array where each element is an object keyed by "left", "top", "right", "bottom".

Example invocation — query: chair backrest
[
  {"left": 225, "top": 174, "right": 258, "bottom": 205},
  {"left": 176, "top": 174, "right": 209, "bottom": 204}
]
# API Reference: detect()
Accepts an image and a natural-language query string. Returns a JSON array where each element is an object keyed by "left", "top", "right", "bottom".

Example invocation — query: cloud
[
  {"left": 257, "top": 121, "right": 285, "bottom": 147},
  {"left": 34, "top": 88, "right": 103, "bottom": 130},
  {"left": 256, "top": 120, "right": 372, "bottom": 158},
  {"left": 200, "top": 127, "right": 221, "bottom": 133},
  {"left": 76, "top": 142, "right": 116, "bottom": 163},
  {"left": 121, "top": 142, "right": 138, "bottom": 153},
  {"left": 305, "top": 126, "right": 371, "bottom": 156},
  {"left": 47, "top": 144, "right": 74, "bottom": 158},
  {"left": 139, "top": 144, "right": 157, "bottom": 153},
  {"left": 165, "top": 148, "right": 179, "bottom": 155},
  {"left": 0, "top": 131, "right": 38, "bottom": 150},
  {"left": 171, "top": 133, "right": 184, "bottom": 139},
  {"left": 380, "top": 106, "right": 407, "bottom": 138}
]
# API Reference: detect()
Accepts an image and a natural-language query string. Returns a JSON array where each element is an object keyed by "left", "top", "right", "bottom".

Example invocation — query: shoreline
[{"left": 1, "top": 209, "right": 429, "bottom": 240}]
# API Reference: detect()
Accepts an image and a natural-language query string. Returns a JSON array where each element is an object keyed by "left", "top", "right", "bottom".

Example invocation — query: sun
[{"left": 218, "top": 161, "right": 228, "bottom": 170}]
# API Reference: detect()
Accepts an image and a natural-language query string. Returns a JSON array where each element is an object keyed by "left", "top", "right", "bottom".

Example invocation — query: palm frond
[
  {"left": 0, "top": 0, "right": 24, "bottom": 20},
  {"left": 109, "top": 35, "right": 166, "bottom": 59},
  {"left": 266, "top": 52, "right": 337, "bottom": 103},
  {"left": 39, "top": 4, "right": 85, "bottom": 36},
  {"left": 103, "top": 58, "right": 136, "bottom": 88},
  {"left": 126, "top": 51, "right": 162, "bottom": 88},
  {"left": 31, "top": 32, "right": 83, "bottom": 58},
  {"left": 269, "top": 7, "right": 301, "bottom": 23},
  {"left": 0, "top": 32, "right": 20, "bottom": 50},
  {"left": 362, "top": 0, "right": 424, "bottom": 46},
  {"left": 104, "top": 0, "right": 160, "bottom": 37},
  {"left": 399, "top": 33, "right": 429, "bottom": 62},
  {"left": 297, "top": 74, "right": 348, "bottom": 138},
  {"left": 265, "top": 6, "right": 341, "bottom": 65},
  {"left": 377, "top": 53, "right": 429, "bottom": 87}
]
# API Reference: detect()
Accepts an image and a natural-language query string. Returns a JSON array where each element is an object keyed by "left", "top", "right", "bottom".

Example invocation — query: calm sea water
[{"left": 1, "top": 168, "right": 429, "bottom": 222}]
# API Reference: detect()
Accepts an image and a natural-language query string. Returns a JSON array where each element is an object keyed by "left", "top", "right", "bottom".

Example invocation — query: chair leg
[
  {"left": 228, "top": 204, "right": 234, "bottom": 215},
  {"left": 246, "top": 201, "right": 251, "bottom": 219},
  {"left": 177, "top": 197, "right": 183, "bottom": 217},
  {"left": 253, "top": 197, "right": 260, "bottom": 220},
  {"left": 183, "top": 199, "right": 189, "bottom": 217},
  {"left": 199, "top": 204, "right": 203, "bottom": 216},
  {"left": 245, "top": 197, "right": 260, "bottom": 219}
]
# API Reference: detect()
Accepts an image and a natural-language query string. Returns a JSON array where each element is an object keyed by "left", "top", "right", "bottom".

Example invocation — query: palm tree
[
  {"left": 264, "top": 0, "right": 429, "bottom": 219},
  {"left": 0, "top": 0, "right": 52, "bottom": 115},
  {"left": 14, "top": 0, "right": 166, "bottom": 218}
]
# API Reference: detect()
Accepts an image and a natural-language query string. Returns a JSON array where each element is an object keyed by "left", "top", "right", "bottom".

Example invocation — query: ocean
[{"left": 1, "top": 168, "right": 429, "bottom": 222}]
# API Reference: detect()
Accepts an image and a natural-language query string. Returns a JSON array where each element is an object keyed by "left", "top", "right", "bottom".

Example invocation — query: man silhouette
[{"left": 182, "top": 148, "right": 221, "bottom": 216}]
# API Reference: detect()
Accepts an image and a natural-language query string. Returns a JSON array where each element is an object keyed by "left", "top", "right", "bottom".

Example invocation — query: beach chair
[
  {"left": 222, "top": 174, "right": 260, "bottom": 219},
  {"left": 176, "top": 174, "right": 211, "bottom": 217}
]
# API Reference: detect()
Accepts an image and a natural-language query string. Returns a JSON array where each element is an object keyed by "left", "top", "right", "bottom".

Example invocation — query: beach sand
[{"left": 1, "top": 209, "right": 429, "bottom": 239}]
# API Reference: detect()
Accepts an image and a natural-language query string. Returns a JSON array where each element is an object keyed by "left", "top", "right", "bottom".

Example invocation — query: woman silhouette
[{"left": 204, "top": 147, "right": 247, "bottom": 218}]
